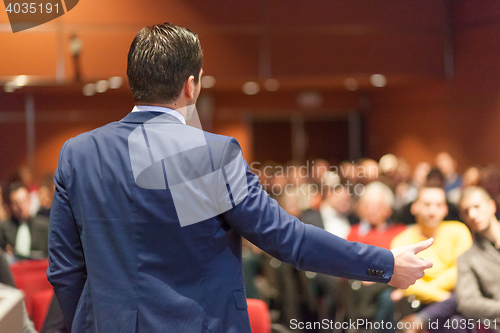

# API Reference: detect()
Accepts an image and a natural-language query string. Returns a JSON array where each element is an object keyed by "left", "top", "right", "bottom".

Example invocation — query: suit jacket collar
[{"left": 120, "top": 111, "right": 184, "bottom": 125}]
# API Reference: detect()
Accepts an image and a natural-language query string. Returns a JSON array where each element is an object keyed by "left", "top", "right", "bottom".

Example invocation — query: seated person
[
  {"left": 399, "top": 168, "right": 461, "bottom": 225},
  {"left": 266, "top": 190, "right": 319, "bottom": 329},
  {"left": 435, "top": 152, "right": 462, "bottom": 205},
  {"left": 301, "top": 184, "right": 354, "bottom": 332},
  {"left": 0, "top": 182, "right": 49, "bottom": 259},
  {"left": 36, "top": 174, "right": 54, "bottom": 219},
  {"left": 348, "top": 181, "right": 406, "bottom": 248},
  {"left": 456, "top": 186, "right": 500, "bottom": 332},
  {"left": 301, "top": 184, "right": 353, "bottom": 239},
  {"left": 345, "top": 182, "right": 406, "bottom": 332},
  {"left": 0, "top": 250, "right": 36, "bottom": 333},
  {"left": 0, "top": 184, "right": 8, "bottom": 223},
  {"left": 391, "top": 185, "right": 472, "bottom": 331}
]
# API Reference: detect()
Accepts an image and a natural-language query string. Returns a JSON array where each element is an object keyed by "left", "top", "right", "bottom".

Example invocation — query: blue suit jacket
[{"left": 47, "top": 111, "right": 394, "bottom": 333}]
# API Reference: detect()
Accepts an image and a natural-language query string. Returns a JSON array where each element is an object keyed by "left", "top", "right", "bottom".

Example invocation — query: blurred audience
[
  {"left": 0, "top": 184, "right": 9, "bottom": 222},
  {"left": 272, "top": 191, "right": 319, "bottom": 331},
  {"left": 0, "top": 182, "right": 49, "bottom": 259},
  {"left": 15, "top": 165, "right": 41, "bottom": 217},
  {"left": 300, "top": 184, "right": 353, "bottom": 332},
  {"left": 400, "top": 162, "right": 431, "bottom": 207},
  {"left": 479, "top": 164, "right": 500, "bottom": 217},
  {"left": 391, "top": 185, "right": 472, "bottom": 332},
  {"left": 2, "top": 151, "right": 500, "bottom": 331},
  {"left": 310, "top": 159, "right": 331, "bottom": 185},
  {"left": 36, "top": 174, "right": 54, "bottom": 219},
  {"left": 345, "top": 182, "right": 406, "bottom": 332},
  {"left": 0, "top": 248, "right": 37, "bottom": 333},
  {"left": 399, "top": 167, "right": 461, "bottom": 225},
  {"left": 391, "top": 185, "right": 471, "bottom": 303},
  {"left": 357, "top": 158, "right": 379, "bottom": 186},
  {"left": 349, "top": 182, "right": 406, "bottom": 248},
  {"left": 456, "top": 186, "right": 500, "bottom": 332},
  {"left": 462, "top": 166, "right": 480, "bottom": 188},
  {"left": 301, "top": 184, "right": 352, "bottom": 239},
  {"left": 435, "top": 152, "right": 462, "bottom": 204}
]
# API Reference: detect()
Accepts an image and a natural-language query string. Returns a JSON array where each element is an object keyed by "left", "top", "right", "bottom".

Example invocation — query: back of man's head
[{"left": 127, "top": 23, "right": 203, "bottom": 104}]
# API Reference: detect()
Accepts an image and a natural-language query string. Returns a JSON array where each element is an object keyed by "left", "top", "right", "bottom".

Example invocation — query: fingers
[
  {"left": 412, "top": 238, "right": 434, "bottom": 254},
  {"left": 389, "top": 239, "right": 435, "bottom": 290},
  {"left": 419, "top": 258, "right": 433, "bottom": 270}
]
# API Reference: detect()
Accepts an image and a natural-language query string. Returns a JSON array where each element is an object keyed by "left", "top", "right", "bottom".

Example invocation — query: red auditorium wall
[{"left": 367, "top": 1, "right": 500, "bottom": 171}]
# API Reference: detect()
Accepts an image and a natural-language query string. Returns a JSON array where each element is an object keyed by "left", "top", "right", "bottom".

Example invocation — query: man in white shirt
[{"left": 0, "top": 182, "right": 49, "bottom": 259}]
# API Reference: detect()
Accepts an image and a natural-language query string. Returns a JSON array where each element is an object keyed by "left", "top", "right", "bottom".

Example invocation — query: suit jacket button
[
  {"left": 379, "top": 270, "right": 385, "bottom": 277},
  {"left": 375, "top": 270, "right": 381, "bottom": 277},
  {"left": 366, "top": 268, "right": 372, "bottom": 276}
]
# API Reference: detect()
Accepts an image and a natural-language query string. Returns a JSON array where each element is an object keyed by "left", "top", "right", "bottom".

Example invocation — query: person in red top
[
  {"left": 345, "top": 181, "right": 407, "bottom": 333},
  {"left": 348, "top": 181, "right": 406, "bottom": 248}
]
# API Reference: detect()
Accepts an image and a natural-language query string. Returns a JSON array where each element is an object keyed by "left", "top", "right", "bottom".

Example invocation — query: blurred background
[{"left": 1, "top": 0, "right": 498, "bottom": 180}]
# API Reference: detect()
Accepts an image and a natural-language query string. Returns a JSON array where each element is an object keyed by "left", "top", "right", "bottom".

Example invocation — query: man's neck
[
  {"left": 419, "top": 224, "right": 439, "bottom": 239},
  {"left": 483, "top": 218, "right": 500, "bottom": 248},
  {"left": 136, "top": 102, "right": 188, "bottom": 119},
  {"left": 13, "top": 215, "right": 30, "bottom": 225},
  {"left": 374, "top": 221, "right": 388, "bottom": 232},
  {"left": 359, "top": 219, "right": 387, "bottom": 231}
]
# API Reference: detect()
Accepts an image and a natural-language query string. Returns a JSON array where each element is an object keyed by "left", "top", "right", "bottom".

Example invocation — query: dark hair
[
  {"left": 40, "top": 173, "right": 54, "bottom": 189},
  {"left": 8, "top": 181, "right": 27, "bottom": 196},
  {"left": 127, "top": 23, "right": 203, "bottom": 104},
  {"left": 426, "top": 167, "right": 445, "bottom": 188}
]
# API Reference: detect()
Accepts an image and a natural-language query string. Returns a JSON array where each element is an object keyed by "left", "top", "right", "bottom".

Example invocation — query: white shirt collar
[{"left": 132, "top": 105, "right": 186, "bottom": 124}]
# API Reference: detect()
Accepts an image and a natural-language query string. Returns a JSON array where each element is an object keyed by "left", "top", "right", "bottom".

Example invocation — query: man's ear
[
  {"left": 489, "top": 199, "right": 497, "bottom": 214},
  {"left": 410, "top": 200, "right": 419, "bottom": 216},
  {"left": 184, "top": 75, "right": 195, "bottom": 99},
  {"left": 442, "top": 204, "right": 449, "bottom": 219},
  {"left": 384, "top": 206, "right": 393, "bottom": 220}
]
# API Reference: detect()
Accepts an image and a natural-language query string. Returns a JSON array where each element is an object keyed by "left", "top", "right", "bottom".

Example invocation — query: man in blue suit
[{"left": 47, "top": 23, "right": 433, "bottom": 333}]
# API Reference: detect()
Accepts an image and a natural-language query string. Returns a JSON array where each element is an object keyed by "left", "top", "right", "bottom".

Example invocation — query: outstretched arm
[{"left": 220, "top": 138, "right": 432, "bottom": 287}]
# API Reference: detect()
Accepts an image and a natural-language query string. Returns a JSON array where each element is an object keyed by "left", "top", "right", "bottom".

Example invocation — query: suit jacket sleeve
[
  {"left": 47, "top": 140, "right": 86, "bottom": 331},
  {"left": 220, "top": 138, "right": 394, "bottom": 282}
]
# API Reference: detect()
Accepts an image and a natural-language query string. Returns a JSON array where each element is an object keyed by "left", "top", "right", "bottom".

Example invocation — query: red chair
[
  {"left": 9, "top": 259, "right": 51, "bottom": 318},
  {"left": 10, "top": 259, "right": 49, "bottom": 277},
  {"left": 14, "top": 271, "right": 52, "bottom": 318},
  {"left": 247, "top": 298, "right": 271, "bottom": 333},
  {"left": 32, "top": 289, "right": 54, "bottom": 332}
]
